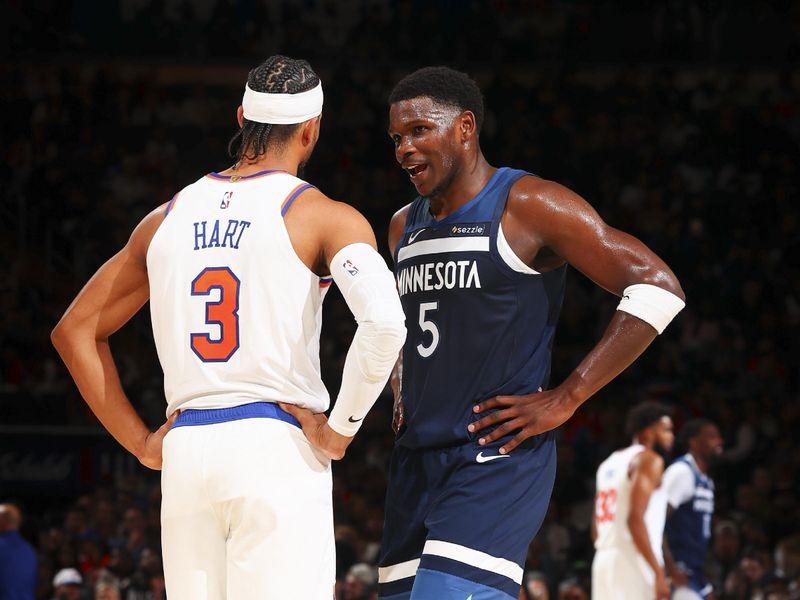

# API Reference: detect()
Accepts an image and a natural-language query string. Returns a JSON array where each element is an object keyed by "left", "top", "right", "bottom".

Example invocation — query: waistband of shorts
[{"left": 172, "top": 402, "right": 301, "bottom": 429}]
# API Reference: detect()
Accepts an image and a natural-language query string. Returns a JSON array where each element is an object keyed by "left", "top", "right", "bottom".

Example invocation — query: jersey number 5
[
  {"left": 416, "top": 301, "right": 439, "bottom": 358},
  {"left": 190, "top": 267, "right": 240, "bottom": 362}
]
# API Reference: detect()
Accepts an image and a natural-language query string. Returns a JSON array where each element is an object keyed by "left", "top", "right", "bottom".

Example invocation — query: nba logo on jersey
[
  {"left": 343, "top": 259, "right": 359, "bottom": 276},
  {"left": 220, "top": 191, "right": 233, "bottom": 209}
]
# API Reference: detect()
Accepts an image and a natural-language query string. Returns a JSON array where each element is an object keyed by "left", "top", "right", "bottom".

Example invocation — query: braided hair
[
  {"left": 388, "top": 66, "right": 484, "bottom": 133},
  {"left": 228, "top": 55, "right": 320, "bottom": 162}
]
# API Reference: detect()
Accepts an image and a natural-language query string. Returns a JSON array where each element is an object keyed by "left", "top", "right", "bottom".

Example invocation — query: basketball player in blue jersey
[
  {"left": 377, "top": 66, "right": 686, "bottom": 600},
  {"left": 663, "top": 420, "right": 723, "bottom": 600},
  {"left": 51, "top": 55, "right": 406, "bottom": 599}
]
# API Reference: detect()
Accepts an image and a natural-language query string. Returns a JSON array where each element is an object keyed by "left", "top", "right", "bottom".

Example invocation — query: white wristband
[{"left": 616, "top": 284, "right": 685, "bottom": 334}]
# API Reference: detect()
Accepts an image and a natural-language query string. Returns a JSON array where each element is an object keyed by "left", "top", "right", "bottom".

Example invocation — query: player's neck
[
  {"left": 429, "top": 153, "right": 494, "bottom": 219},
  {"left": 690, "top": 451, "right": 708, "bottom": 474},
  {"left": 222, "top": 153, "right": 301, "bottom": 177}
]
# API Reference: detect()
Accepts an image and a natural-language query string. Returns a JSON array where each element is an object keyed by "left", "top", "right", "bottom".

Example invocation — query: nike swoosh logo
[
  {"left": 408, "top": 229, "right": 425, "bottom": 243},
  {"left": 475, "top": 452, "right": 510, "bottom": 463},
  {"left": 348, "top": 416, "right": 364, "bottom": 423}
]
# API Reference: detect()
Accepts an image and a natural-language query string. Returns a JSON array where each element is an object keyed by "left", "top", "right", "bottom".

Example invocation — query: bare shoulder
[
  {"left": 633, "top": 448, "right": 665, "bottom": 478},
  {"left": 285, "top": 188, "right": 375, "bottom": 246},
  {"left": 286, "top": 187, "right": 371, "bottom": 231},
  {"left": 507, "top": 175, "right": 600, "bottom": 223},
  {"left": 388, "top": 203, "right": 412, "bottom": 256},
  {"left": 128, "top": 203, "right": 169, "bottom": 266},
  {"left": 390, "top": 203, "right": 412, "bottom": 227},
  {"left": 283, "top": 187, "right": 377, "bottom": 271}
]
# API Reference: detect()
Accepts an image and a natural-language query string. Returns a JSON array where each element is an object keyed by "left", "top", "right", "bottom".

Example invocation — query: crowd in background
[{"left": 1, "top": 1, "right": 798, "bottom": 599}]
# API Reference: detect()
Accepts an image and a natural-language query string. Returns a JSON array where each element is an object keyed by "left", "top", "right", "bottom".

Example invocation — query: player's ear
[
  {"left": 237, "top": 105, "right": 244, "bottom": 129},
  {"left": 459, "top": 111, "right": 476, "bottom": 142},
  {"left": 301, "top": 116, "right": 320, "bottom": 147}
]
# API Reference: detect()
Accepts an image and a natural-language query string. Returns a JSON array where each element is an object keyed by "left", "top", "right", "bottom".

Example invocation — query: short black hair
[
  {"left": 625, "top": 401, "right": 671, "bottom": 438},
  {"left": 676, "top": 418, "right": 714, "bottom": 452},
  {"left": 228, "top": 55, "right": 320, "bottom": 162},
  {"left": 388, "top": 66, "right": 484, "bottom": 133}
]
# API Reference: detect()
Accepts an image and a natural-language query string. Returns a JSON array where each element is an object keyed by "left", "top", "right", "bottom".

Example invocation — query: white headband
[{"left": 241, "top": 81, "right": 323, "bottom": 125}]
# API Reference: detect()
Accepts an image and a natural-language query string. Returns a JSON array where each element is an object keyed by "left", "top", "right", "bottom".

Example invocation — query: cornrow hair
[
  {"left": 228, "top": 55, "right": 320, "bottom": 162},
  {"left": 388, "top": 66, "right": 484, "bottom": 133}
]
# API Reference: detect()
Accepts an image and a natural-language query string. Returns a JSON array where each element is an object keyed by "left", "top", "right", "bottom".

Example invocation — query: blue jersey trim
[
  {"left": 379, "top": 578, "right": 414, "bottom": 599},
  {"left": 378, "top": 593, "right": 411, "bottom": 600},
  {"left": 209, "top": 169, "right": 286, "bottom": 180},
  {"left": 172, "top": 402, "right": 300, "bottom": 428},
  {"left": 420, "top": 556, "right": 522, "bottom": 598},
  {"left": 164, "top": 193, "right": 179, "bottom": 216},
  {"left": 281, "top": 183, "right": 315, "bottom": 216},
  {"left": 413, "top": 568, "right": 518, "bottom": 600}
]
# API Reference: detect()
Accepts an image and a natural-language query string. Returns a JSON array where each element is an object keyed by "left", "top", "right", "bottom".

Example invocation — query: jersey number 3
[{"left": 190, "top": 267, "right": 240, "bottom": 362}]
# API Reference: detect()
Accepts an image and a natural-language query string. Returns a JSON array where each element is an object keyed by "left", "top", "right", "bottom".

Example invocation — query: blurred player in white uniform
[
  {"left": 592, "top": 401, "right": 675, "bottom": 600},
  {"left": 52, "top": 55, "right": 406, "bottom": 600}
]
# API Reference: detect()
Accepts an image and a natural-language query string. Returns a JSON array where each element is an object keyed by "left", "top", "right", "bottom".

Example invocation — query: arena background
[{"left": 1, "top": 1, "right": 798, "bottom": 599}]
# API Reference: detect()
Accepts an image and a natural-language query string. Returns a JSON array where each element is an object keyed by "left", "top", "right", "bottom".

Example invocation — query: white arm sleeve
[
  {"left": 662, "top": 462, "right": 695, "bottom": 508},
  {"left": 327, "top": 243, "right": 406, "bottom": 436}
]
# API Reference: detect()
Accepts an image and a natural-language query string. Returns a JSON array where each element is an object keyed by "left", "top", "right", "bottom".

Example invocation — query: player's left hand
[
  {"left": 278, "top": 402, "right": 353, "bottom": 460},
  {"left": 138, "top": 410, "right": 179, "bottom": 470},
  {"left": 468, "top": 387, "right": 577, "bottom": 454}
]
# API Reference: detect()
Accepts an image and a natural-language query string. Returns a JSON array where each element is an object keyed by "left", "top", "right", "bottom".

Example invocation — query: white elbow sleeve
[
  {"left": 327, "top": 243, "right": 406, "bottom": 436},
  {"left": 616, "top": 284, "right": 685, "bottom": 334}
]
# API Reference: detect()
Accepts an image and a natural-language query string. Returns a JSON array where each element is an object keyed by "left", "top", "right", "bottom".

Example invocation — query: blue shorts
[{"left": 377, "top": 432, "right": 556, "bottom": 600}]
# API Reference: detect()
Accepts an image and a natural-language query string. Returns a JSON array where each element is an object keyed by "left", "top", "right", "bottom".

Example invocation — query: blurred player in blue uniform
[
  {"left": 378, "top": 66, "right": 686, "bottom": 600},
  {"left": 663, "top": 420, "right": 724, "bottom": 599}
]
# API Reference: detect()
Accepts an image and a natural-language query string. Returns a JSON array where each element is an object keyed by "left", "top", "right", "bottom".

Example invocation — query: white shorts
[
  {"left": 592, "top": 548, "right": 655, "bottom": 600},
  {"left": 161, "top": 414, "right": 334, "bottom": 600}
]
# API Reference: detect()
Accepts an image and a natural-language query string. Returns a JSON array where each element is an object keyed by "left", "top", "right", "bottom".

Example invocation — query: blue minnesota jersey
[
  {"left": 394, "top": 167, "right": 566, "bottom": 449},
  {"left": 666, "top": 454, "right": 715, "bottom": 592}
]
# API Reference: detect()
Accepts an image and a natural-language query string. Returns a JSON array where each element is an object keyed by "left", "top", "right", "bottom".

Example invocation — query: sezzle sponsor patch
[{"left": 450, "top": 223, "right": 488, "bottom": 236}]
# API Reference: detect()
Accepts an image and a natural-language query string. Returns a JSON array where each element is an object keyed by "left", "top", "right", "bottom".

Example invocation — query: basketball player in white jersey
[
  {"left": 51, "top": 55, "right": 406, "bottom": 600},
  {"left": 592, "top": 401, "right": 675, "bottom": 600}
]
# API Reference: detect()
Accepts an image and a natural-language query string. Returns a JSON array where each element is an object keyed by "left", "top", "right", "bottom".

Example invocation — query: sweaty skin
[
  {"left": 52, "top": 114, "right": 376, "bottom": 466},
  {"left": 387, "top": 97, "right": 684, "bottom": 452}
]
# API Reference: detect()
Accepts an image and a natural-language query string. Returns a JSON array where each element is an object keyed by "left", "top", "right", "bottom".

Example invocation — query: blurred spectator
[
  {"left": 521, "top": 570, "right": 550, "bottom": 600},
  {"left": 556, "top": 577, "right": 588, "bottom": 600},
  {"left": 0, "top": 503, "right": 37, "bottom": 600},
  {"left": 51, "top": 568, "right": 82, "bottom": 600},
  {"left": 342, "top": 562, "right": 378, "bottom": 600}
]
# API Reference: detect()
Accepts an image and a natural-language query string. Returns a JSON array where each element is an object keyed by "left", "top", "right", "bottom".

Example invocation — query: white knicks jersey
[
  {"left": 147, "top": 170, "right": 332, "bottom": 417},
  {"left": 594, "top": 444, "right": 667, "bottom": 575}
]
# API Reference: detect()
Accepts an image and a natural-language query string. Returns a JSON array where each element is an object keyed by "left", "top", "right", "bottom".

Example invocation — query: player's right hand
[
  {"left": 669, "top": 566, "right": 690, "bottom": 588},
  {"left": 138, "top": 411, "right": 179, "bottom": 470},
  {"left": 392, "top": 395, "right": 404, "bottom": 434},
  {"left": 278, "top": 402, "right": 353, "bottom": 460}
]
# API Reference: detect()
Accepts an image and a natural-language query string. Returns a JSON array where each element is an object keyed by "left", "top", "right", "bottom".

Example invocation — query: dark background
[{"left": 1, "top": 1, "right": 798, "bottom": 599}]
